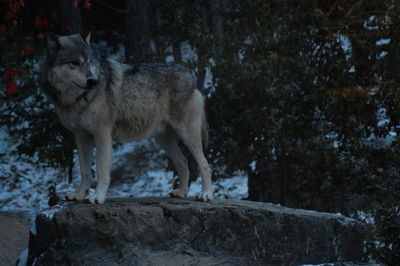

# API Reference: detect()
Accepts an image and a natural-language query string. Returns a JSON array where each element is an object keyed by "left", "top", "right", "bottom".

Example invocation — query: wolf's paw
[
  {"left": 196, "top": 190, "right": 214, "bottom": 202},
  {"left": 87, "top": 193, "right": 106, "bottom": 204},
  {"left": 65, "top": 192, "right": 86, "bottom": 201},
  {"left": 169, "top": 188, "right": 187, "bottom": 198}
]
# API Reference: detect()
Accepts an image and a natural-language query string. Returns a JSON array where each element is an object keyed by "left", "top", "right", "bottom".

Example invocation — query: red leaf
[
  {"left": 4, "top": 11, "right": 13, "bottom": 20},
  {"left": 72, "top": 0, "right": 78, "bottom": 8},
  {"left": 3, "top": 68, "right": 18, "bottom": 79},
  {"left": 37, "top": 33, "right": 45, "bottom": 39},
  {"left": 10, "top": 2, "right": 21, "bottom": 13},
  {"left": 35, "top": 17, "right": 49, "bottom": 27},
  {"left": 24, "top": 46, "right": 33, "bottom": 53},
  {"left": 6, "top": 81, "right": 19, "bottom": 96},
  {"left": 61, "top": 25, "right": 72, "bottom": 32},
  {"left": 34, "top": 17, "right": 42, "bottom": 27},
  {"left": 41, "top": 18, "right": 49, "bottom": 27},
  {"left": 19, "top": 46, "right": 33, "bottom": 58},
  {"left": 0, "top": 24, "right": 6, "bottom": 33},
  {"left": 84, "top": 0, "right": 91, "bottom": 9}
]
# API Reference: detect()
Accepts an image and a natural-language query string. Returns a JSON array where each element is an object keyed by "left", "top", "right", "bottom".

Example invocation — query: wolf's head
[{"left": 45, "top": 33, "right": 100, "bottom": 101}]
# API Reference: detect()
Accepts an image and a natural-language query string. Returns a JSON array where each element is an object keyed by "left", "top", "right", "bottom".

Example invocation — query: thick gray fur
[{"left": 41, "top": 33, "right": 213, "bottom": 204}]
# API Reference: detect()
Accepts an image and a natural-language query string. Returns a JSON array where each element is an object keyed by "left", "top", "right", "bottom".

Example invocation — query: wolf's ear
[
  {"left": 47, "top": 33, "right": 60, "bottom": 50},
  {"left": 83, "top": 32, "right": 92, "bottom": 45}
]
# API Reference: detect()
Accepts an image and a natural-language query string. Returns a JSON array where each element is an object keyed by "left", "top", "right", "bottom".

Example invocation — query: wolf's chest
[{"left": 56, "top": 107, "right": 99, "bottom": 133}]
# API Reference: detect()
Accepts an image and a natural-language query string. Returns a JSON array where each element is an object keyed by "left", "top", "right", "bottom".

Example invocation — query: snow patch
[
  {"left": 30, "top": 219, "right": 37, "bottom": 235},
  {"left": 337, "top": 216, "right": 359, "bottom": 227},
  {"left": 249, "top": 160, "right": 257, "bottom": 172},
  {"left": 188, "top": 171, "right": 248, "bottom": 199},
  {"left": 39, "top": 204, "right": 66, "bottom": 220},
  {"left": 1, "top": 127, "right": 248, "bottom": 213},
  {"left": 339, "top": 35, "right": 351, "bottom": 53},
  {"left": 378, "top": 51, "right": 388, "bottom": 59},
  {"left": 110, "top": 169, "right": 174, "bottom": 198},
  {"left": 376, "top": 38, "right": 390, "bottom": 46},
  {"left": 352, "top": 210, "right": 375, "bottom": 224},
  {"left": 339, "top": 35, "right": 352, "bottom": 60},
  {"left": 300, "top": 263, "right": 335, "bottom": 266},
  {"left": 364, "top": 16, "right": 379, "bottom": 30},
  {"left": 17, "top": 249, "right": 28, "bottom": 266}
]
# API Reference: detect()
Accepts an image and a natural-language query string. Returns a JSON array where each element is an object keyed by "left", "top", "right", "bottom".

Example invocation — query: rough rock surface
[
  {"left": 0, "top": 211, "right": 30, "bottom": 265},
  {"left": 28, "top": 197, "right": 367, "bottom": 265}
]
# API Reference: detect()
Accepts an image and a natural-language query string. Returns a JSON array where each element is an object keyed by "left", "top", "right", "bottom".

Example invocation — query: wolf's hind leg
[
  {"left": 156, "top": 128, "right": 189, "bottom": 198},
  {"left": 173, "top": 122, "right": 213, "bottom": 202},
  {"left": 67, "top": 133, "right": 94, "bottom": 201}
]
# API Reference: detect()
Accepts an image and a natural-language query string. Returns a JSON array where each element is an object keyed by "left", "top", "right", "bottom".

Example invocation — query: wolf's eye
[{"left": 69, "top": 60, "right": 80, "bottom": 67}]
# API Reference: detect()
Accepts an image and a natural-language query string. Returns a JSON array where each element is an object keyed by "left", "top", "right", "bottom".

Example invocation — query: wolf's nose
[{"left": 86, "top": 78, "right": 98, "bottom": 87}]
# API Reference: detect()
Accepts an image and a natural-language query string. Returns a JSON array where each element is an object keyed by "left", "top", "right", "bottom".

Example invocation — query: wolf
[{"left": 41, "top": 33, "right": 213, "bottom": 204}]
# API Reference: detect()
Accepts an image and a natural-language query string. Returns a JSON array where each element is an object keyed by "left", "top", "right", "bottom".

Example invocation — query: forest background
[{"left": 0, "top": 0, "right": 399, "bottom": 263}]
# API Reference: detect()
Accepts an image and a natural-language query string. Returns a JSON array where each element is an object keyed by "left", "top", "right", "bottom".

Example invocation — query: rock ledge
[{"left": 28, "top": 197, "right": 367, "bottom": 265}]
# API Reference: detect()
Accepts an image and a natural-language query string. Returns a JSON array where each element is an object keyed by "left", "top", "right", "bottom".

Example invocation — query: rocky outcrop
[
  {"left": 0, "top": 211, "right": 30, "bottom": 266},
  {"left": 27, "top": 197, "right": 367, "bottom": 265}
]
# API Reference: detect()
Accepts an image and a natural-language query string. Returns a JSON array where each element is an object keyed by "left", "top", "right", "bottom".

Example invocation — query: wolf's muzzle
[{"left": 86, "top": 78, "right": 98, "bottom": 88}]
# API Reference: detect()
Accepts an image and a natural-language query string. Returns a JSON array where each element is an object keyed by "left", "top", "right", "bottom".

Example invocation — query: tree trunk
[
  {"left": 195, "top": 1, "right": 210, "bottom": 90},
  {"left": 386, "top": 0, "right": 400, "bottom": 83},
  {"left": 125, "top": 0, "right": 151, "bottom": 63},
  {"left": 172, "top": 42, "right": 182, "bottom": 63},
  {"left": 209, "top": 0, "right": 225, "bottom": 55},
  {"left": 66, "top": 143, "right": 74, "bottom": 184},
  {"left": 247, "top": 167, "right": 276, "bottom": 203},
  {"left": 56, "top": 0, "right": 82, "bottom": 34}
]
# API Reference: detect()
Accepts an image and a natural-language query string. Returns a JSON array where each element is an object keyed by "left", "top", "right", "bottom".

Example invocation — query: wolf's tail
[{"left": 194, "top": 89, "right": 209, "bottom": 152}]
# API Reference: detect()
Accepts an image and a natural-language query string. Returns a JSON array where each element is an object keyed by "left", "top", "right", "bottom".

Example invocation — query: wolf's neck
[
  {"left": 42, "top": 80, "right": 62, "bottom": 106},
  {"left": 99, "top": 58, "right": 125, "bottom": 93}
]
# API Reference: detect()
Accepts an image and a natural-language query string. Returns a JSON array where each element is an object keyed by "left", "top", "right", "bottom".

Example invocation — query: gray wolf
[{"left": 41, "top": 33, "right": 213, "bottom": 203}]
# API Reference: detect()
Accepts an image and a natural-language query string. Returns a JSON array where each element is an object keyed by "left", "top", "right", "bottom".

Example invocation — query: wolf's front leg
[
  {"left": 88, "top": 129, "right": 112, "bottom": 204},
  {"left": 67, "top": 133, "right": 94, "bottom": 201}
]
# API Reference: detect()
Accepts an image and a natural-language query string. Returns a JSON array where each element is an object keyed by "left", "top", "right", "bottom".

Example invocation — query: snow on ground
[
  {"left": 16, "top": 249, "right": 28, "bottom": 266},
  {"left": 0, "top": 127, "right": 248, "bottom": 214},
  {"left": 300, "top": 264, "right": 335, "bottom": 266},
  {"left": 351, "top": 210, "right": 375, "bottom": 224},
  {"left": 0, "top": 127, "right": 70, "bottom": 212},
  {"left": 339, "top": 34, "right": 352, "bottom": 59}
]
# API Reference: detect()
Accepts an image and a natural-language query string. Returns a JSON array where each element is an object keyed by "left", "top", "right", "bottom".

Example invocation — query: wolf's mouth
[{"left": 72, "top": 81, "right": 91, "bottom": 90}]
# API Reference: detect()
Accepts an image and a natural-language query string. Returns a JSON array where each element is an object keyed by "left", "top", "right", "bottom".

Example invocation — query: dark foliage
[{"left": 1, "top": 0, "right": 399, "bottom": 262}]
